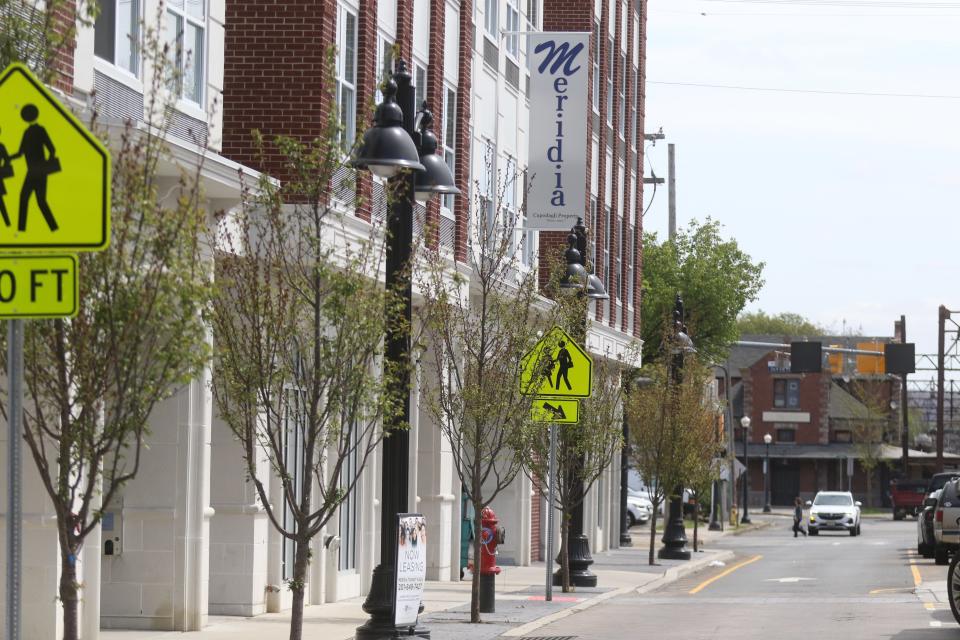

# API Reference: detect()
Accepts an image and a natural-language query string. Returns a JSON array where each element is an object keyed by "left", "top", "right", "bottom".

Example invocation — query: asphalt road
[{"left": 532, "top": 517, "right": 958, "bottom": 639}]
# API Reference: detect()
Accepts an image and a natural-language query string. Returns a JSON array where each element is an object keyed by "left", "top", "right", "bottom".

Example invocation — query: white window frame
[
  {"left": 503, "top": 155, "right": 517, "bottom": 254},
  {"left": 338, "top": 420, "right": 359, "bottom": 572},
  {"left": 505, "top": 0, "right": 520, "bottom": 59},
  {"left": 441, "top": 84, "right": 457, "bottom": 216},
  {"left": 592, "top": 21, "right": 600, "bottom": 114},
  {"left": 605, "top": 36, "right": 614, "bottom": 126},
  {"left": 525, "top": 0, "right": 540, "bottom": 31},
  {"left": 375, "top": 34, "right": 395, "bottom": 105},
  {"left": 94, "top": 0, "right": 141, "bottom": 78},
  {"left": 484, "top": 0, "right": 499, "bottom": 41},
  {"left": 165, "top": 0, "right": 206, "bottom": 106},
  {"left": 281, "top": 386, "right": 306, "bottom": 582},
  {"left": 336, "top": 3, "right": 359, "bottom": 150},
  {"left": 414, "top": 62, "right": 428, "bottom": 113},
  {"left": 479, "top": 139, "right": 496, "bottom": 250}
]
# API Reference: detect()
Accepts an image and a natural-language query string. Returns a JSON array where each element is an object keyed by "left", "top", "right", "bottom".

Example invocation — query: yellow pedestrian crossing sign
[
  {"left": 520, "top": 326, "right": 592, "bottom": 398},
  {"left": 0, "top": 254, "right": 77, "bottom": 318},
  {"left": 531, "top": 399, "right": 579, "bottom": 424},
  {"left": 0, "top": 63, "right": 110, "bottom": 251}
]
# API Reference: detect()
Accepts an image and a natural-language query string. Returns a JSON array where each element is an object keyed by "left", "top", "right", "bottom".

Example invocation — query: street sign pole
[
  {"left": 6, "top": 319, "right": 23, "bottom": 640},
  {"left": 545, "top": 423, "right": 557, "bottom": 602}
]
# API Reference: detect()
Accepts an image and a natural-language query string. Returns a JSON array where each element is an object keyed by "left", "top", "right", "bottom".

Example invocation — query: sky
[{"left": 642, "top": 0, "right": 960, "bottom": 385}]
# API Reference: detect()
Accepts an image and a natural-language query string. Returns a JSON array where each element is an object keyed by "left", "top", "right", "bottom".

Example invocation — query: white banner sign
[
  {"left": 394, "top": 513, "right": 427, "bottom": 627},
  {"left": 527, "top": 32, "right": 590, "bottom": 230}
]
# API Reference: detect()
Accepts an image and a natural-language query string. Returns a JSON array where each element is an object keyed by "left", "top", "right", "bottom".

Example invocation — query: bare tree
[
  {"left": 523, "top": 348, "right": 624, "bottom": 591},
  {"left": 0, "top": 9, "right": 213, "bottom": 638},
  {"left": 210, "top": 74, "right": 403, "bottom": 638},
  {"left": 418, "top": 153, "right": 550, "bottom": 621}
]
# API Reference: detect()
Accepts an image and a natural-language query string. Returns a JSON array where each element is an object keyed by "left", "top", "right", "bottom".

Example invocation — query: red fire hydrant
[{"left": 479, "top": 506, "right": 505, "bottom": 613}]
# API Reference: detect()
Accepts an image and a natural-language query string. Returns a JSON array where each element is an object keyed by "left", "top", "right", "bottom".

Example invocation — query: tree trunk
[
  {"left": 648, "top": 502, "right": 658, "bottom": 565},
  {"left": 560, "top": 509, "right": 571, "bottom": 592},
  {"left": 288, "top": 536, "right": 311, "bottom": 640},
  {"left": 59, "top": 543, "right": 80, "bottom": 640},
  {"left": 693, "top": 499, "right": 700, "bottom": 552}
]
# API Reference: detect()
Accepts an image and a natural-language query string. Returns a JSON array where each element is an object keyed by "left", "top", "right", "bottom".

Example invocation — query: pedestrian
[
  {"left": 0, "top": 130, "right": 11, "bottom": 227},
  {"left": 12, "top": 103, "right": 60, "bottom": 233},
  {"left": 793, "top": 496, "right": 807, "bottom": 538}
]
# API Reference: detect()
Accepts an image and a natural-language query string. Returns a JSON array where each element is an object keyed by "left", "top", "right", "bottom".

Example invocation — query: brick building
[
  {"left": 1, "top": 0, "right": 650, "bottom": 636},
  {"left": 724, "top": 335, "right": 953, "bottom": 509}
]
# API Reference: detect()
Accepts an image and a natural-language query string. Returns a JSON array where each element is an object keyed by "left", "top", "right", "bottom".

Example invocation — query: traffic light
[{"left": 790, "top": 342, "right": 822, "bottom": 373}]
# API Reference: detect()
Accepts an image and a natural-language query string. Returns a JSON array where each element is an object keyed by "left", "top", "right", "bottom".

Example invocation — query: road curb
[{"left": 500, "top": 549, "right": 735, "bottom": 637}]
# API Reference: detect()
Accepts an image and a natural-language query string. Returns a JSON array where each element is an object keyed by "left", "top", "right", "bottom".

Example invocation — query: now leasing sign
[{"left": 527, "top": 32, "right": 590, "bottom": 230}]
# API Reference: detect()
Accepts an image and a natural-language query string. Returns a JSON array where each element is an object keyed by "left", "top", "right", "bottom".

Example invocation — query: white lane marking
[
  {"left": 764, "top": 577, "right": 817, "bottom": 583},
  {"left": 832, "top": 542, "right": 841, "bottom": 546},
  {"left": 930, "top": 621, "right": 942, "bottom": 628}
]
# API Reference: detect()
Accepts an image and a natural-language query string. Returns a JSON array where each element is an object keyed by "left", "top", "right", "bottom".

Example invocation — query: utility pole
[
  {"left": 668, "top": 143, "right": 676, "bottom": 241},
  {"left": 896, "top": 316, "right": 909, "bottom": 471},
  {"left": 937, "top": 306, "right": 949, "bottom": 473}
]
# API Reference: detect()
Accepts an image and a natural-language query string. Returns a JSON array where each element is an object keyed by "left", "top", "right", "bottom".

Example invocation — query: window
[
  {"left": 603, "top": 206, "right": 611, "bottom": 281},
  {"left": 776, "top": 428, "right": 796, "bottom": 443},
  {"left": 375, "top": 36, "right": 394, "bottom": 104},
  {"left": 338, "top": 421, "right": 359, "bottom": 571},
  {"left": 441, "top": 86, "right": 457, "bottom": 213},
  {"left": 588, "top": 197, "right": 598, "bottom": 264},
  {"left": 480, "top": 140, "right": 495, "bottom": 249},
  {"left": 414, "top": 63, "right": 427, "bottom": 112},
  {"left": 630, "top": 65, "right": 638, "bottom": 148},
  {"left": 281, "top": 387, "right": 306, "bottom": 581},
  {"left": 773, "top": 379, "right": 801, "bottom": 409},
  {"left": 336, "top": 4, "right": 358, "bottom": 149},
  {"left": 619, "top": 52, "right": 626, "bottom": 130},
  {"left": 94, "top": 0, "right": 140, "bottom": 76},
  {"left": 164, "top": 0, "right": 205, "bottom": 104},
  {"left": 606, "top": 36, "right": 614, "bottom": 125},
  {"left": 526, "top": 0, "right": 539, "bottom": 30},
  {"left": 484, "top": 0, "right": 498, "bottom": 39},
  {"left": 503, "top": 155, "right": 517, "bottom": 253},
  {"left": 505, "top": 0, "right": 520, "bottom": 58},
  {"left": 592, "top": 22, "right": 600, "bottom": 113},
  {"left": 833, "top": 430, "right": 853, "bottom": 443}
]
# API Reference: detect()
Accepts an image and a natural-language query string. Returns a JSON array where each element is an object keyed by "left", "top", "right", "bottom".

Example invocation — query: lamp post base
[
  {"left": 740, "top": 513, "right": 752, "bottom": 525},
  {"left": 619, "top": 531, "right": 633, "bottom": 546},
  {"left": 763, "top": 504, "right": 772, "bottom": 513},
  {"left": 658, "top": 493, "right": 691, "bottom": 561},
  {"left": 356, "top": 564, "right": 430, "bottom": 640},
  {"left": 708, "top": 481, "right": 722, "bottom": 531},
  {"left": 552, "top": 534, "right": 597, "bottom": 587}
]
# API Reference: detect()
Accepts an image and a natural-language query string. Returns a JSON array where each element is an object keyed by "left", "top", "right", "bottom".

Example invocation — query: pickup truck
[{"left": 890, "top": 479, "right": 929, "bottom": 520}]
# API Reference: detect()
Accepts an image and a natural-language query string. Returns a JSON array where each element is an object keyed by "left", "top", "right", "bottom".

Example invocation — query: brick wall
[
  {"left": 530, "top": 477, "right": 542, "bottom": 561},
  {"left": 454, "top": 0, "right": 473, "bottom": 262},
  {"left": 51, "top": 0, "right": 76, "bottom": 92},
  {"left": 222, "top": 0, "right": 336, "bottom": 179}
]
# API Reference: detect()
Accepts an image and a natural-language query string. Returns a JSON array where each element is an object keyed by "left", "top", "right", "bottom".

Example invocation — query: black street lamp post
[
  {"left": 620, "top": 374, "right": 633, "bottom": 547},
  {"left": 708, "top": 403, "right": 723, "bottom": 532},
  {"left": 658, "top": 295, "right": 694, "bottom": 561},
  {"left": 740, "top": 416, "right": 752, "bottom": 524},
  {"left": 352, "top": 60, "right": 459, "bottom": 640},
  {"left": 557, "top": 220, "right": 608, "bottom": 587},
  {"left": 763, "top": 433, "right": 773, "bottom": 513}
]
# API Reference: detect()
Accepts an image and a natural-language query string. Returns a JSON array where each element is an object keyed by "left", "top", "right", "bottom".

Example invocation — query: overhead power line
[
  {"left": 648, "top": 80, "right": 960, "bottom": 100},
  {"left": 701, "top": 0, "right": 960, "bottom": 7}
]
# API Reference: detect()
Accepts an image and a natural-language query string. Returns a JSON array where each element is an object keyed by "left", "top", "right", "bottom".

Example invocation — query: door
[{"left": 771, "top": 459, "right": 800, "bottom": 506}]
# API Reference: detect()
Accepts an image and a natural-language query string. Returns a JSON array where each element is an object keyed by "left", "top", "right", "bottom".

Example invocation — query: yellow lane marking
[
  {"left": 925, "top": 602, "right": 936, "bottom": 610},
  {"left": 689, "top": 555, "right": 763, "bottom": 595},
  {"left": 909, "top": 559, "right": 922, "bottom": 587},
  {"left": 869, "top": 587, "right": 913, "bottom": 595}
]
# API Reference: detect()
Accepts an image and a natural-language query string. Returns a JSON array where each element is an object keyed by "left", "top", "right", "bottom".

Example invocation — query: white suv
[{"left": 808, "top": 491, "right": 862, "bottom": 536}]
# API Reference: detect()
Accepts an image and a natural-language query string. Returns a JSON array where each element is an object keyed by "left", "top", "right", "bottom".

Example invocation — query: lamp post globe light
[
  {"left": 658, "top": 295, "right": 695, "bottom": 561},
  {"left": 740, "top": 416, "right": 752, "bottom": 525},
  {"left": 763, "top": 433, "right": 773, "bottom": 513},
  {"left": 351, "top": 59, "right": 458, "bottom": 640},
  {"left": 555, "top": 219, "right": 607, "bottom": 588}
]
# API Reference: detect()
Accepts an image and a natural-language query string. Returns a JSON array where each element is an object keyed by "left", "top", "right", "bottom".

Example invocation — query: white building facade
[{"left": 0, "top": 0, "right": 648, "bottom": 635}]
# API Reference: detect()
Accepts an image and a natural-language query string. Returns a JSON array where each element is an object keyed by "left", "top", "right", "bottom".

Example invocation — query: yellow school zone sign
[
  {"left": 530, "top": 398, "right": 579, "bottom": 424},
  {"left": 0, "top": 63, "right": 110, "bottom": 250},
  {"left": 519, "top": 326, "right": 593, "bottom": 399},
  {"left": 0, "top": 255, "right": 77, "bottom": 318}
]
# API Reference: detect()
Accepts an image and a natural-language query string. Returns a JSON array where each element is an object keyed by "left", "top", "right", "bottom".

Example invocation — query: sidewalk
[{"left": 101, "top": 517, "right": 771, "bottom": 640}]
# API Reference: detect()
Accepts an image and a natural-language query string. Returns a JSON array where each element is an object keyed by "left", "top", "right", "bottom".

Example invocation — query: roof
[{"left": 828, "top": 382, "right": 870, "bottom": 420}]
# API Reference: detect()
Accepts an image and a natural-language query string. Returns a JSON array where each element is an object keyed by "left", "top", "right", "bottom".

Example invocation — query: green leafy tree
[
  {"left": 641, "top": 218, "right": 764, "bottom": 363},
  {"left": 737, "top": 310, "right": 827, "bottom": 337},
  {"left": 0, "top": 9, "right": 212, "bottom": 639},
  {"left": 210, "top": 102, "right": 402, "bottom": 638},
  {"left": 418, "top": 158, "right": 548, "bottom": 621},
  {"left": 628, "top": 339, "right": 714, "bottom": 565}
]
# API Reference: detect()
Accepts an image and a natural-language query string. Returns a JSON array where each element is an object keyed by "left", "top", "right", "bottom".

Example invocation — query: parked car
[
  {"left": 917, "top": 490, "right": 940, "bottom": 558},
  {"left": 807, "top": 491, "right": 862, "bottom": 536},
  {"left": 890, "top": 478, "right": 928, "bottom": 520},
  {"left": 626, "top": 493, "right": 653, "bottom": 527},
  {"left": 933, "top": 479, "right": 960, "bottom": 565},
  {"left": 925, "top": 471, "right": 960, "bottom": 498}
]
